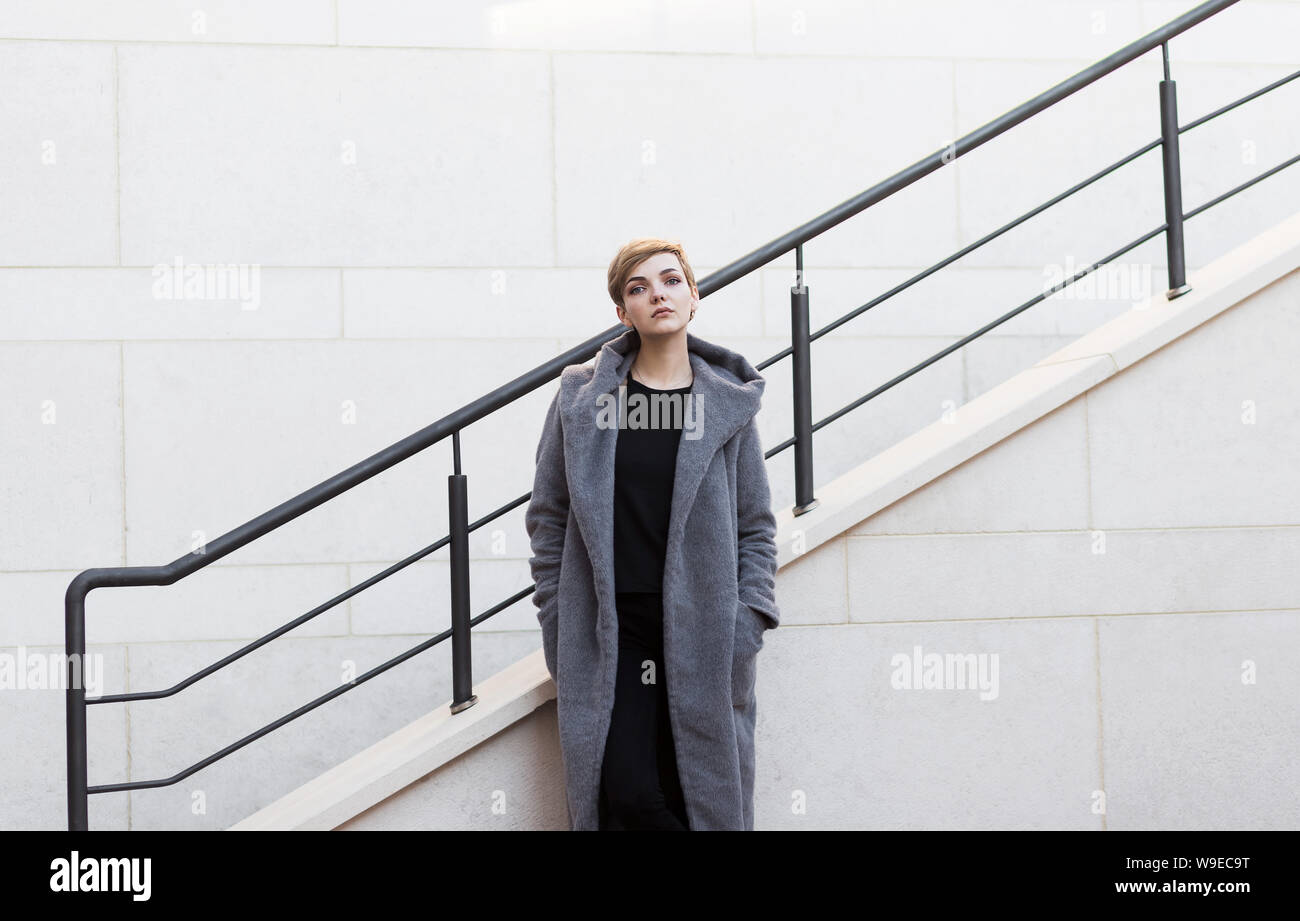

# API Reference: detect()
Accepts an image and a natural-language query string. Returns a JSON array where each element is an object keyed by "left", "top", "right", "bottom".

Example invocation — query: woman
[{"left": 525, "top": 238, "right": 781, "bottom": 831}]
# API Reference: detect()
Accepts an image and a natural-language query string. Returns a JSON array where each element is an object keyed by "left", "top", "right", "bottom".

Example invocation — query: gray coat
[{"left": 524, "top": 328, "right": 780, "bottom": 831}]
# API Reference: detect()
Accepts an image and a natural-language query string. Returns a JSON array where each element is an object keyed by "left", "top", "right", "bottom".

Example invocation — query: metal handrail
[
  {"left": 757, "top": 84, "right": 1300, "bottom": 455},
  {"left": 66, "top": 0, "right": 1300, "bottom": 828},
  {"left": 695, "top": 0, "right": 1242, "bottom": 296}
]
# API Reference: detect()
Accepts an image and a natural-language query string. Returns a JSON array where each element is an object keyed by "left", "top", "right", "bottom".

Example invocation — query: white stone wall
[
  {"left": 1, "top": 0, "right": 1297, "bottom": 829},
  {"left": 338, "top": 699, "right": 569, "bottom": 831},
  {"left": 760, "top": 266, "right": 1300, "bottom": 829}
]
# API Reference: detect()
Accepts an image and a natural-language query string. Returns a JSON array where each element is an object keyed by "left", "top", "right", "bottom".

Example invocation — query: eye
[{"left": 628, "top": 277, "right": 681, "bottom": 296}]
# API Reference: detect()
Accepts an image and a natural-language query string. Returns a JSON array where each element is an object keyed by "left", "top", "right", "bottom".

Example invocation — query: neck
[{"left": 630, "top": 330, "right": 692, "bottom": 388}]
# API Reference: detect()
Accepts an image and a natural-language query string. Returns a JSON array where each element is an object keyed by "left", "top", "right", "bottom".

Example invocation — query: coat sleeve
[
  {"left": 735, "top": 413, "right": 780, "bottom": 638},
  {"left": 524, "top": 385, "right": 568, "bottom": 681}
]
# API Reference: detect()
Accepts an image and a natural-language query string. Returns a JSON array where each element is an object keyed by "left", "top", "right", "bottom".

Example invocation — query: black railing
[{"left": 66, "top": 0, "right": 1299, "bottom": 828}]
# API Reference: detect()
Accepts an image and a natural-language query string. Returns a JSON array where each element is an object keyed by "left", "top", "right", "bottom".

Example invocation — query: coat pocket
[{"left": 731, "top": 600, "right": 764, "bottom": 706}]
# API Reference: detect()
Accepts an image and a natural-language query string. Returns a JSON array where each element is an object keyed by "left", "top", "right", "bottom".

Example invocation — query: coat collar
[{"left": 559, "top": 328, "right": 766, "bottom": 619}]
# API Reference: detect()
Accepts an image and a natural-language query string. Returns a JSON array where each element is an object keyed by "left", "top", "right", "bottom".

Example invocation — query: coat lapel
[
  {"left": 559, "top": 330, "right": 762, "bottom": 628},
  {"left": 664, "top": 346, "right": 761, "bottom": 553}
]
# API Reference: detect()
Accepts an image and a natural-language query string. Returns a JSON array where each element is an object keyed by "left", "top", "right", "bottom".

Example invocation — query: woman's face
[{"left": 617, "top": 253, "right": 697, "bottom": 337}]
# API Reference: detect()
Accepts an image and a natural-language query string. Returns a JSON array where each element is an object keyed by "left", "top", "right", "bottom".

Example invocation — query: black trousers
[{"left": 598, "top": 591, "right": 690, "bottom": 831}]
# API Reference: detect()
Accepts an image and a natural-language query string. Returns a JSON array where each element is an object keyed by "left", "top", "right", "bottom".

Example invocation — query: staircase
[{"left": 233, "top": 211, "right": 1300, "bottom": 829}]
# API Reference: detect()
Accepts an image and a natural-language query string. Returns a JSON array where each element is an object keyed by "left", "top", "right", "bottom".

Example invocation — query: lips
[{"left": 652, "top": 308, "right": 674, "bottom": 317}]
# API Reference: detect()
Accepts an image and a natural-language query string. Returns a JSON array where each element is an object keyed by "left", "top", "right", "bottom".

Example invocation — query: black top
[{"left": 613, "top": 374, "right": 694, "bottom": 594}]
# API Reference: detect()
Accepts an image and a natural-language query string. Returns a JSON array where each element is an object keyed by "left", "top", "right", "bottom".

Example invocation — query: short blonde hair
[{"left": 606, "top": 238, "right": 699, "bottom": 310}]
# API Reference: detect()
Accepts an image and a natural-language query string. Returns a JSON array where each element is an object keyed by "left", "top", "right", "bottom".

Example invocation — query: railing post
[
  {"left": 790, "top": 245, "right": 819, "bottom": 515},
  {"left": 447, "top": 431, "right": 477, "bottom": 714},
  {"left": 1158, "top": 41, "right": 1192, "bottom": 299},
  {"left": 65, "top": 586, "right": 89, "bottom": 830}
]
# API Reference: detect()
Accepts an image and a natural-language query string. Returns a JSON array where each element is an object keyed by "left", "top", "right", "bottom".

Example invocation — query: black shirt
[{"left": 613, "top": 374, "right": 694, "bottom": 594}]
